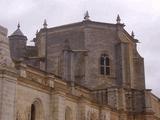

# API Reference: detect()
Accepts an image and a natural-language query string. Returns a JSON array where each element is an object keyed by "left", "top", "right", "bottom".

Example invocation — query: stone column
[
  {"left": 70, "top": 52, "right": 75, "bottom": 82},
  {"left": 0, "top": 68, "right": 17, "bottom": 120},
  {"left": 70, "top": 51, "right": 75, "bottom": 94},
  {"left": 50, "top": 91, "right": 67, "bottom": 120},
  {"left": 116, "top": 42, "right": 131, "bottom": 88},
  {"left": 77, "top": 97, "right": 86, "bottom": 120},
  {"left": 107, "top": 88, "right": 118, "bottom": 108},
  {"left": 118, "top": 88, "right": 126, "bottom": 111},
  {"left": 63, "top": 50, "right": 70, "bottom": 81},
  {"left": 63, "top": 39, "right": 71, "bottom": 82},
  {"left": 121, "top": 43, "right": 130, "bottom": 87}
]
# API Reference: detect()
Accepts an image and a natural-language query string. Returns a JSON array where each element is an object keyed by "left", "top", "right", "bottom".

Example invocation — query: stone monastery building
[{"left": 0, "top": 12, "right": 160, "bottom": 120}]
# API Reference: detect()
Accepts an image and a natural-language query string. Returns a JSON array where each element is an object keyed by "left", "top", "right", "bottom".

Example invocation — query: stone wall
[
  {"left": 0, "top": 25, "right": 17, "bottom": 120},
  {"left": 150, "top": 93, "right": 160, "bottom": 118},
  {"left": 0, "top": 72, "right": 17, "bottom": 120},
  {"left": 84, "top": 26, "right": 118, "bottom": 88},
  {"left": 52, "top": 92, "right": 114, "bottom": 120},
  {"left": 16, "top": 82, "right": 51, "bottom": 120},
  {"left": 35, "top": 21, "right": 145, "bottom": 90}
]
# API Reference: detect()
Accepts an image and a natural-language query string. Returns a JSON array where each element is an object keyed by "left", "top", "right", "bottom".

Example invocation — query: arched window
[
  {"left": 100, "top": 54, "right": 110, "bottom": 75},
  {"left": 31, "top": 104, "right": 36, "bottom": 120},
  {"left": 65, "top": 106, "right": 72, "bottom": 120},
  {"left": 30, "top": 99, "right": 44, "bottom": 120}
]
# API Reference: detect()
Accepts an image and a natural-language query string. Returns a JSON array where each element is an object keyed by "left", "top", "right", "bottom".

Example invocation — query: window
[
  {"left": 30, "top": 99, "right": 44, "bottom": 120},
  {"left": 65, "top": 106, "right": 72, "bottom": 120},
  {"left": 31, "top": 104, "right": 36, "bottom": 120},
  {"left": 100, "top": 54, "right": 110, "bottom": 75}
]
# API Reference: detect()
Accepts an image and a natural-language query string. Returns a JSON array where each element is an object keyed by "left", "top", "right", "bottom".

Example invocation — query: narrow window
[
  {"left": 31, "top": 104, "right": 36, "bottom": 120},
  {"left": 100, "top": 54, "right": 110, "bottom": 75},
  {"left": 65, "top": 107, "right": 72, "bottom": 120}
]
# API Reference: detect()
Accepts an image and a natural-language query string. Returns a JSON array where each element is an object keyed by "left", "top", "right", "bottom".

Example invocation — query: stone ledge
[{"left": 0, "top": 66, "right": 18, "bottom": 78}]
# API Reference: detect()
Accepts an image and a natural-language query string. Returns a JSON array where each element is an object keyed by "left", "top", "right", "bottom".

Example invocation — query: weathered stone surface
[
  {"left": 0, "top": 26, "right": 14, "bottom": 67},
  {"left": 0, "top": 76, "right": 17, "bottom": 120},
  {"left": 0, "top": 20, "right": 160, "bottom": 120},
  {"left": 0, "top": 25, "right": 17, "bottom": 120}
]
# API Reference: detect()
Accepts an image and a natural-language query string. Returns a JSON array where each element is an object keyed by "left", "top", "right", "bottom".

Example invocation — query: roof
[
  {"left": 11, "top": 28, "right": 24, "bottom": 36},
  {"left": 11, "top": 23, "right": 24, "bottom": 36},
  {"left": 39, "top": 20, "right": 122, "bottom": 33}
]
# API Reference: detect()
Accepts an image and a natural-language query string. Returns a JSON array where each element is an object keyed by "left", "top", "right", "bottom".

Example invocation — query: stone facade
[
  {"left": 0, "top": 16, "right": 160, "bottom": 120},
  {"left": 34, "top": 20, "right": 145, "bottom": 90}
]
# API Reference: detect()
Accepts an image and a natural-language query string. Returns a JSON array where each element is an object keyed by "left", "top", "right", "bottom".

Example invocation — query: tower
[{"left": 9, "top": 23, "right": 27, "bottom": 62}]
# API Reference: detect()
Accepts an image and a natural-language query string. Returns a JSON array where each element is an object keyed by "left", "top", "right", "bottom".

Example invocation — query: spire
[
  {"left": 131, "top": 31, "right": 139, "bottom": 43},
  {"left": 131, "top": 31, "right": 135, "bottom": 38},
  {"left": 116, "top": 14, "right": 121, "bottom": 24},
  {"left": 84, "top": 11, "right": 90, "bottom": 21},
  {"left": 36, "top": 30, "right": 39, "bottom": 35},
  {"left": 43, "top": 19, "right": 48, "bottom": 28}
]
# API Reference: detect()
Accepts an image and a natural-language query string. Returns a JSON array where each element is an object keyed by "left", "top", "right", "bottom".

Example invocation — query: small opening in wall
[{"left": 31, "top": 104, "right": 36, "bottom": 120}]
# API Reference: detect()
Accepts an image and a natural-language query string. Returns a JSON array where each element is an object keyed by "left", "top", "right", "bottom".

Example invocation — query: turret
[{"left": 9, "top": 23, "right": 27, "bottom": 62}]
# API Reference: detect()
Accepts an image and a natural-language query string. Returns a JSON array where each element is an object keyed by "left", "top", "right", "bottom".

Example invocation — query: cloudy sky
[{"left": 0, "top": 0, "right": 160, "bottom": 96}]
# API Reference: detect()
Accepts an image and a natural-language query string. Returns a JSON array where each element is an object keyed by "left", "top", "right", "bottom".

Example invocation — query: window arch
[
  {"left": 100, "top": 54, "right": 110, "bottom": 75},
  {"left": 65, "top": 106, "right": 72, "bottom": 120},
  {"left": 30, "top": 99, "right": 44, "bottom": 120}
]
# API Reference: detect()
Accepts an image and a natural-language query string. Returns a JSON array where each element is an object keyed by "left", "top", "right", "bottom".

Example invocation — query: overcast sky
[{"left": 0, "top": 0, "right": 160, "bottom": 97}]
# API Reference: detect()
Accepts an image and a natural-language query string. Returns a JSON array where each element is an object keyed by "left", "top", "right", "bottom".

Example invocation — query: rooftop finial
[
  {"left": 17, "top": 22, "right": 20, "bottom": 29},
  {"left": 116, "top": 14, "right": 121, "bottom": 24},
  {"left": 43, "top": 19, "right": 48, "bottom": 28},
  {"left": 84, "top": 11, "right": 90, "bottom": 21},
  {"left": 36, "top": 30, "right": 39, "bottom": 35},
  {"left": 131, "top": 31, "right": 135, "bottom": 38}
]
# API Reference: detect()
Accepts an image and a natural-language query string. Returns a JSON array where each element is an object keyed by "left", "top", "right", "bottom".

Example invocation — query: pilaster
[{"left": 0, "top": 67, "right": 17, "bottom": 120}]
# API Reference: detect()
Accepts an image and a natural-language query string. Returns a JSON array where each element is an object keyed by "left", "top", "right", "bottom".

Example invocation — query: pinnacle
[
  {"left": 116, "top": 14, "right": 121, "bottom": 24},
  {"left": 43, "top": 19, "right": 48, "bottom": 28},
  {"left": 131, "top": 31, "right": 135, "bottom": 38},
  {"left": 17, "top": 22, "right": 20, "bottom": 29},
  {"left": 84, "top": 11, "right": 90, "bottom": 21}
]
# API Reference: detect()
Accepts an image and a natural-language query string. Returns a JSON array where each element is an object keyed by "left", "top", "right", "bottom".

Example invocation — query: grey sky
[{"left": 0, "top": 0, "right": 160, "bottom": 96}]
